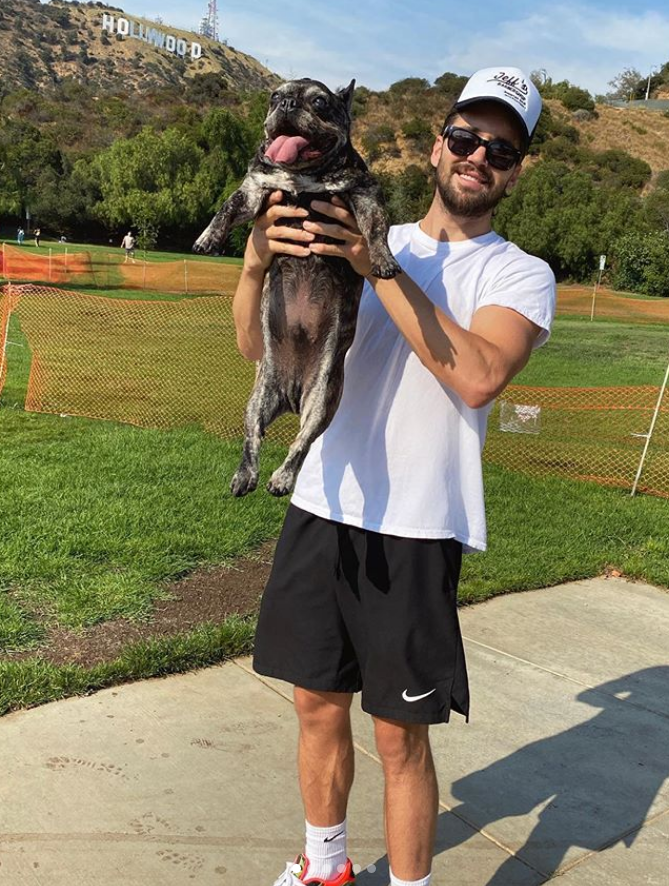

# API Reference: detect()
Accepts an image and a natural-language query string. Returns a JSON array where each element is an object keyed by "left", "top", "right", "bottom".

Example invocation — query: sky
[{"left": 45, "top": 0, "right": 669, "bottom": 95}]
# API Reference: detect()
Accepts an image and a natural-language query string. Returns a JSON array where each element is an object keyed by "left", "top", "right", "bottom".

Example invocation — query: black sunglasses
[{"left": 442, "top": 125, "right": 522, "bottom": 171}]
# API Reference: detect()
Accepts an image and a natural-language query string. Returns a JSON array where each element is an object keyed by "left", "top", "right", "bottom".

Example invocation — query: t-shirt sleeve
[{"left": 476, "top": 252, "right": 557, "bottom": 348}]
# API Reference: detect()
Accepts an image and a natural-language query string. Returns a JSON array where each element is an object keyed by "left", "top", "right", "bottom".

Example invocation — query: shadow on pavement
[{"left": 357, "top": 668, "right": 669, "bottom": 885}]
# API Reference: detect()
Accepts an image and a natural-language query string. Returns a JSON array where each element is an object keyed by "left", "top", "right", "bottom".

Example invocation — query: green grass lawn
[
  {"left": 1, "top": 296, "right": 669, "bottom": 714},
  {"left": 2, "top": 238, "right": 244, "bottom": 267},
  {"left": 515, "top": 317, "right": 669, "bottom": 387}
]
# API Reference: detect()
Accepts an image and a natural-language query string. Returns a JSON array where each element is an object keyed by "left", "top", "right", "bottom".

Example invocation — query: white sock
[
  {"left": 304, "top": 818, "right": 348, "bottom": 881},
  {"left": 389, "top": 870, "right": 431, "bottom": 886}
]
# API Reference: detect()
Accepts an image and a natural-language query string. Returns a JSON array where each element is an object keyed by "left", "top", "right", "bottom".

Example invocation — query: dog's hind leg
[
  {"left": 266, "top": 351, "right": 344, "bottom": 497},
  {"left": 231, "top": 365, "right": 286, "bottom": 497}
]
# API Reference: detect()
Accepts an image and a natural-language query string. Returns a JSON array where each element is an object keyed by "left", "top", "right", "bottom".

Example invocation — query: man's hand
[
  {"left": 304, "top": 197, "right": 373, "bottom": 277},
  {"left": 243, "top": 190, "right": 316, "bottom": 276}
]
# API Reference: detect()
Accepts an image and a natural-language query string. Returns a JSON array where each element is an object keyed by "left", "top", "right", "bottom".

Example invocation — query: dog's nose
[{"left": 280, "top": 97, "right": 297, "bottom": 112}]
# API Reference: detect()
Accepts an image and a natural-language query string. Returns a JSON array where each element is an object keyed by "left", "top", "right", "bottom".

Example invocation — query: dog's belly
[
  {"left": 262, "top": 254, "right": 362, "bottom": 412},
  {"left": 283, "top": 280, "right": 326, "bottom": 338}
]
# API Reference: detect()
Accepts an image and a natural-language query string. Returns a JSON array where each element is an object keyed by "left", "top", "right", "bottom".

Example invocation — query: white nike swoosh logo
[{"left": 402, "top": 688, "right": 437, "bottom": 702}]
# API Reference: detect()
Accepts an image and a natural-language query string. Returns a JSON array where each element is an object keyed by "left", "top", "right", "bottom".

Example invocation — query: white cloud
[{"left": 438, "top": 4, "right": 669, "bottom": 95}]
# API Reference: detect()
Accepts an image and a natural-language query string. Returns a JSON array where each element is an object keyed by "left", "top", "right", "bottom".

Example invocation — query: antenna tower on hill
[{"left": 199, "top": 0, "right": 220, "bottom": 42}]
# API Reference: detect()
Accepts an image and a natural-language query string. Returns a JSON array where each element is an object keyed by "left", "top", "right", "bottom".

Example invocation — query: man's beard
[{"left": 436, "top": 162, "right": 507, "bottom": 218}]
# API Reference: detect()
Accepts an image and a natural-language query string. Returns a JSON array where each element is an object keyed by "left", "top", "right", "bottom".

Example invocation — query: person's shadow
[{"left": 356, "top": 668, "right": 669, "bottom": 884}]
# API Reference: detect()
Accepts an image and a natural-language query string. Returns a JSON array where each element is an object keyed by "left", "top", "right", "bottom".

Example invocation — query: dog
[{"left": 193, "top": 78, "right": 401, "bottom": 496}]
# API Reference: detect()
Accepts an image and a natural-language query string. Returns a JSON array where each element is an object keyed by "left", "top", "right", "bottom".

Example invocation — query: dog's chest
[{"left": 251, "top": 168, "right": 355, "bottom": 200}]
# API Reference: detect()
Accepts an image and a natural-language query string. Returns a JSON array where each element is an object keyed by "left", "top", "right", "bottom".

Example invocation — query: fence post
[
  {"left": 48, "top": 248, "right": 53, "bottom": 283},
  {"left": 184, "top": 259, "right": 189, "bottom": 295},
  {"left": 631, "top": 358, "right": 669, "bottom": 496},
  {"left": 64, "top": 247, "right": 68, "bottom": 278},
  {"left": 142, "top": 260, "right": 147, "bottom": 291},
  {"left": 1, "top": 242, "right": 5, "bottom": 280},
  {"left": 0, "top": 282, "right": 14, "bottom": 392}
]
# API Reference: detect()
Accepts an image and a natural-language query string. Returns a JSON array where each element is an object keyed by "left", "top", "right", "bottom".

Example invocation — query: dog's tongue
[{"left": 265, "top": 135, "right": 310, "bottom": 164}]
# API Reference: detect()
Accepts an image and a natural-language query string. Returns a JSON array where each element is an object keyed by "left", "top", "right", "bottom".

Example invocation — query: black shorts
[{"left": 253, "top": 505, "right": 469, "bottom": 725}]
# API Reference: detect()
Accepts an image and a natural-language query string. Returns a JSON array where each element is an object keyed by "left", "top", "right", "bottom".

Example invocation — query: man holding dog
[{"left": 233, "top": 67, "right": 555, "bottom": 886}]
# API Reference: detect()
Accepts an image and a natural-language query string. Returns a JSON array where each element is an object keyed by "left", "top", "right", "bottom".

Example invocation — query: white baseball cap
[{"left": 453, "top": 67, "right": 543, "bottom": 144}]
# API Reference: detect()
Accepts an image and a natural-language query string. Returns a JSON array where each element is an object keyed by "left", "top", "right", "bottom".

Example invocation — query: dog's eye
[
  {"left": 270, "top": 92, "right": 280, "bottom": 105},
  {"left": 313, "top": 96, "right": 328, "bottom": 111}
]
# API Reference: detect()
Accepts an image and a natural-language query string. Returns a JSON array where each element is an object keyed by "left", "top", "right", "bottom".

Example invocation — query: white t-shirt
[{"left": 291, "top": 222, "right": 556, "bottom": 552}]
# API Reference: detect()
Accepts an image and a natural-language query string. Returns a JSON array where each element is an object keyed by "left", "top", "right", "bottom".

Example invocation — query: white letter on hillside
[
  {"left": 148, "top": 28, "right": 166, "bottom": 49},
  {"left": 101, "top": 13, "right": 114, "bottom": 33},
  {"left": 191, "top": 42, "right": 202, "bottom": 59},
  {"left": 117, "top": 18, "right": 130, "bottom": 36},
  {"left": 165, "top": 35, "right": 177, "bottom": 53},
  {"left": 176, "top": 39, "right": 187, "bottom": 57}
]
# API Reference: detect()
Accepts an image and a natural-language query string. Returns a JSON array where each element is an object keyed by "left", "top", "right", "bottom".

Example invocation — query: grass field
[
  {"left": 1, "top": 284, "right": 669, "bottom": 714},
  {"left": 2, "top": 237, "right": 244, "bottom": 266}
]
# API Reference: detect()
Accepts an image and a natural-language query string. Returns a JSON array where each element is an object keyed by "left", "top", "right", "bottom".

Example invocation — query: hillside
[
  {"left": 0, "top": 0, "right": 279, "bottom": 95},
  {"left": 352, "top": 91, "right": 669, "bottom": 178}
]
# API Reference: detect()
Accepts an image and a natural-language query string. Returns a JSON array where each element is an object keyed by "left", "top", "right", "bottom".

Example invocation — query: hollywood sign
[{"left": 101, "top": 13, "right": 203, "bottom": 60}]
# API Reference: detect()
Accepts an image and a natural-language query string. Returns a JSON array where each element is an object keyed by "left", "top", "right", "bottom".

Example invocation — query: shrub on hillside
[
  {"left": 542, "top": 79, "right": 596, "bottom": 113},
  {"left": 433, "top": 72, "right": 468, "bottom": 97},
  {"left": 529, "top": 106, "right": 579, "bottom": 156},
  {"left": 588, "top": 149, "right": 652, "bottom": 190},
  {"left": 360, "top": 124, "right": 397, "bottom": 162},
  {"left": 541, "top": 136, "right": 582, "bottom": 163},
  {"left": 401, "top": 117, "right": 434, "bottom": 149},
  {"left": 352, "top": 85, "right": 373, "bottom": 117},
  {"left": 559, "top": 85, "right": 596, "bottom": 113},
  {"left": 388, "top": 77, "right": 431, "bottom": 96}
]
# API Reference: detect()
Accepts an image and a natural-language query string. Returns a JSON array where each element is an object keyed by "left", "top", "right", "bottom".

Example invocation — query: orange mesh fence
[
  {"left": 486, "top": 384, "right": 669, "bottom": 496},
  {"left": 1, "top": 283, "right": 668, "bottom": 497},
  {"left": 2, "top": 284, "right": 296, "bottom": 442},
  {"left": 1, "top": 243, "right": 241, "bottom": 294},
  {"left": 2, "top": 243, "right": 97, "bottom": 286},
  {"left": 557, "top": 286, "right": 669, "bottom": 324},
  {"left": 118, "top": 258, "right": 242, "bottom": 294}
]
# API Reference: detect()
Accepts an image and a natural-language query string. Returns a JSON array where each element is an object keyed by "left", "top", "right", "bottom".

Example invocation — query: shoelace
[{"left": 272, "top": 859, "right": 305, "bottom": 886}]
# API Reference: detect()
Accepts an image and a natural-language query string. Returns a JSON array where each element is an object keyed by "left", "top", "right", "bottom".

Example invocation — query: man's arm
[
  {"left": 305, "top": 200, "right": 543, "bottom": 408},
  {"left": 231, "top": 191, "right": 314, "bottom": 362},
  {"left": 370, "top": 274, "right": 540, "bottom": 407}
]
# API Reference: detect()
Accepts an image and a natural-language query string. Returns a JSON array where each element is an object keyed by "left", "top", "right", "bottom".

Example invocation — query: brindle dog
[{"left": 193, "top": 78, "right": 401, "bottom": 496}]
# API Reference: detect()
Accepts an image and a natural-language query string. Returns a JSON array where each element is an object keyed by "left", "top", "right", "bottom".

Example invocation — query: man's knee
[
  {"left": 373, "top": 716, "right": 431, "bottom": 772},
  {"left": 293, "top": 687, "right": 353, "bottom": 735}
]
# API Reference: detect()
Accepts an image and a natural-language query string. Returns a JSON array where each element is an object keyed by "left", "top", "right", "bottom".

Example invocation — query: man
[
  {"left": 232, "top": 67, "right": 556, "bottom": 886},
  {"left": 121, "top": 230, "right": 136, "bottom": 263}
]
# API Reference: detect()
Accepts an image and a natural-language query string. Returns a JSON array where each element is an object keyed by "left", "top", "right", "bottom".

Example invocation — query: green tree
[
  {"left": 388, "top": 77, "right": 431, "bottom": 96},
  {"left": 606, "top": 67, "right": 643, "bottom": 101},
  {"left": 433, "top": 72, "right": 468, "bottom": 97},
  {"left": 91, "top": 127, "right": 207, "bottom": 234},
  {"left": 494, "top": 160, "right": 645, "bottom": 280},
  {"left": 612, "top": 232, "right": 669, "bottom": 296}
]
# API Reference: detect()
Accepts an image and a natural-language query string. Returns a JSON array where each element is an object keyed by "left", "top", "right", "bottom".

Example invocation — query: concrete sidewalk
[{"left": 1, "top": 576, "right": 669, "bottom": 885}]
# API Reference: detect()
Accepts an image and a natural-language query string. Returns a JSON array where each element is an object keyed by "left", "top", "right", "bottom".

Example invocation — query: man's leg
[
  {"left": 291, "top": 688, "right": 355, "bottom": 882},
  {"left": 294, "top": 687, "right": 355, "bottom": 824},
  {"left": 373, "top": 717, "right": 438, "bottom": 882}
]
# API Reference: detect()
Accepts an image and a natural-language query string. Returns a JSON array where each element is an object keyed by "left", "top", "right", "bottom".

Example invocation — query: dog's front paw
[
  {"left": 370, "top": 255, "right": 402, "bottom": 280},
  {"left": 192, "top": 233, "right": 222, "bottom": 256},
  {"left": 230, "top": 468, "right": 259, "bottom": 497},
  {"left": 266, "top": 466, "right": 297, "bottom": 497}
]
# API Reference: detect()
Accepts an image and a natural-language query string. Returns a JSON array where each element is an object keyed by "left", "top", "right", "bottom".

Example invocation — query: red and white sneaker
[{"left": 272, "top": 853, "right": 355, "bottom": 885}]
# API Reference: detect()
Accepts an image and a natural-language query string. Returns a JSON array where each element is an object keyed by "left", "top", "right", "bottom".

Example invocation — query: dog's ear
[{"left": 337, "top": 79, "right": 356, "bottom": 115}]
